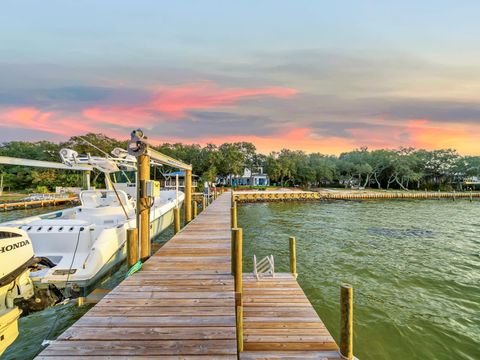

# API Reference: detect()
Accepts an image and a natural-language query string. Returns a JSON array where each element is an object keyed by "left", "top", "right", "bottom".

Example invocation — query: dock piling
[
  {"left": 202, "top": 195, "right": 206, "bottom": 211},
  {"left": 173, "top": 207, "right": 181, "bottom": 234},
  {"left": 138, "top": 153, "right": 151, "bottom": 260},
  {"left": 340, "top": 284, "right": 353, "bottom": 360},
  {"left": 234, "top": 228, "right": 242, "bottom": 294},
  {"left": 233, "top": 226, "right": 243, "bottom": 356},
  {"left": 184, "top": 168, "right": 192, "bottom": 223},
  {"left": 127, "top": 228, "right": 139, "bottom": 268},
  {"left": 231, "top": 201, "right": 237, "bottom": 228},
  {"left": 192, "top": 200, "right": 198, "bottom": 219},
  {"left": 232, "top": 228, "right": 243, "bottom": 291},
  {"left": 235, "top": 292, "right": 244, "bottom": 354},
  {"left": 289, "top": 236, "right": 297, "bottom": 278}
]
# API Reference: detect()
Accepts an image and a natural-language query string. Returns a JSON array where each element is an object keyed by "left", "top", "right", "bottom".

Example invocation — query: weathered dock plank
[
  {"left": 240, "top": 273, "right": 343, "bottom": 359},
  {"left": 36, "top": 193, "right": 236, "bottom": 359}
]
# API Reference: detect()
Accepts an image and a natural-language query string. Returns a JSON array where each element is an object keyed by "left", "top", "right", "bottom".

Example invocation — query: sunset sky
[{"left": 1, "top": 1, "right": 480, "bottom": 154}]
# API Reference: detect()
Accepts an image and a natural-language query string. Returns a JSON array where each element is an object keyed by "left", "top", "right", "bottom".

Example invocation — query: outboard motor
[
  {"left": 0, "top": 227, "right": 63, "bottom": 317},
  {"left": 0, "top": 227, "right": 35, "bottom": 355},
  {"left": 0, "top": 227, "right": 36, "bottom": 303}
]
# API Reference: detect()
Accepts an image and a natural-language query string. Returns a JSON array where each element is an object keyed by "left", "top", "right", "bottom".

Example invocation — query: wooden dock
[
  {"left": 37, "top": 192, "right": 344, "bottom": 359},
  {"left": 37, "top": 193, "right": 236, "bottom": 359},
  {"left": 241, "top": 274, "right": 341, "bottom": 359}
]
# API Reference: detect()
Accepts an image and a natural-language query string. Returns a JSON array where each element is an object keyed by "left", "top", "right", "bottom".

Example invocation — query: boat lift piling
[
  {"left": 192, "top": 200, "right": 198, "bottom": 219},
  {"left": 126, "top": 228, "right": 139, "bottom": 268},
  {"left": 138, "top": 153, "right": 151, "bottom": 260},
  {"left": 173, "top": 207, "right": 181, "bottom": 234},
  {"left": 127, "top": 129, "right": 193, "bottom": 262},
  {"left": 184, "top": 169, "right": 193, "bottom": 223}
]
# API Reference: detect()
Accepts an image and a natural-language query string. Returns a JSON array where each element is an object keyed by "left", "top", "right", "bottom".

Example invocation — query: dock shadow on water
[
  {"left": 238, "top": 199, "right": 480, "bottom": 360},
  {"left": 0, "top": 206, "right": 177, "bottom": 360}
]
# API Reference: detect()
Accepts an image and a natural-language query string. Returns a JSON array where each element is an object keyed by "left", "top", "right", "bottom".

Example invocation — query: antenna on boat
[{"left": 77, "top": 136, "right": 111, "bottom": 158}]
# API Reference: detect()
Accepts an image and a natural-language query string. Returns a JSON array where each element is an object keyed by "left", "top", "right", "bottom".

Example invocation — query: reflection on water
[
  {"left": 238, "top": 200, "right": 480, "bottom": 360},
  {"left": 0, "top": 206, "right": 176, "bottom": 360}
]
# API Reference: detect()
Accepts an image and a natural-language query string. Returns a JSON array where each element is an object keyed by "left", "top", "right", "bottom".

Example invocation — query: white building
[{"left": 218, "top": 166, "right": 270, "bottom": 186}]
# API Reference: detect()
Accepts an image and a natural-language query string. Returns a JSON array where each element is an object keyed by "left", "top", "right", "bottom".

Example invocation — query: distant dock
[
  {"left": 0, "top": 197, "right": 77, "bottom": 211},
  {"left": 234, "top": 189, "right": 480, "bottom": 202},
  {"left": 37, "top": 192, "right": 347, "bottom": 359}
]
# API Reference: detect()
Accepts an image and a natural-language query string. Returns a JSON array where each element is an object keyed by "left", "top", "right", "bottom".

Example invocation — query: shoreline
[{"left": 233, "top": 189, "right": 480, "bottom": 202}]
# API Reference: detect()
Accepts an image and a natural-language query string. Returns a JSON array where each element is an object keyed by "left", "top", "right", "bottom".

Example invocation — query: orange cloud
[
  {"left": 341, "top": 119, "right": 480, "bottom": 154},
  {"left": 405, "top": 119, "right": 480, "bottom": 153},
  {"left": 146, "top": 127, "right": 355, "bottom": 155}
]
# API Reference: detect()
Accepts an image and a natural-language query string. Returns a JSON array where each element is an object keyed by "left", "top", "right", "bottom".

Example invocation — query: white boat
[
  {"left": 0, "top": 227, "right": 36, "bottom": 356},
  {"left": 0, "top": 147, "right": 185, "bottom": 298},
  {"left": 2, "top": 189, "right": 183, "bottom": 296}
]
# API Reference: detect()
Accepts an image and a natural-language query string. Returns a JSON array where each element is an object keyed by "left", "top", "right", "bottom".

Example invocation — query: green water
[
  {"left": 0, "top": 206, "right": 177, "bottom": 360},
  {"left": 238, "top": 200, "right": 480, "bottom": 360},
  {"left": 2, "top": 201, "right": 479, "bottom": 359}
]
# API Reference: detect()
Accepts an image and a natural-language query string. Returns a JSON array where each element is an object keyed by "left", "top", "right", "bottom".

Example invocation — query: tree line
[{"left": 1, "top": 133, "right": 479, "bottom": 192}]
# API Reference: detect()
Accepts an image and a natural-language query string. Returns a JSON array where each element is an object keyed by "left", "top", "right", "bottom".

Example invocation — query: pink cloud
[
  {"left": 0, "top": 106, "right": 118, "bottom": 138},
  {"left": 4, "top": 84, "right": 480, "bottom": 155},
  {"left": 146, "top": 82, "right": 297, "bottom": 118},
  {"left": 82, "top": 82, "right": 298, "bottom": 125},
  {"left": 0, "top": 107, "right": 59, "bottom": 134},
  {"left": 0, "top": 82, "right": 299, "bottom": 146}
]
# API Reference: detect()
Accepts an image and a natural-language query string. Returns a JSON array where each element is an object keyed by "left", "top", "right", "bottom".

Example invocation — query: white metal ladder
[{"left": 253, "top": 254, "right": 275, "bottom": 280}]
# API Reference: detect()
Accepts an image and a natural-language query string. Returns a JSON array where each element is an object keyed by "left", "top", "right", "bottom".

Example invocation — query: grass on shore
[{"left": 0, "top": 192, "right": 26, "bottom": 202}]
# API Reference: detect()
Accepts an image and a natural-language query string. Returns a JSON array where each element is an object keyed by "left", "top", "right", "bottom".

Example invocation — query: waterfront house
[{"left": 217, "top": 166, "right": 270, "bottom": 186}]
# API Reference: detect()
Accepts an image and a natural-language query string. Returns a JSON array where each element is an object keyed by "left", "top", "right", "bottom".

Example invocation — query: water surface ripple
[{"left": 238, "top": 200, "right": 480, "bottom": 360}]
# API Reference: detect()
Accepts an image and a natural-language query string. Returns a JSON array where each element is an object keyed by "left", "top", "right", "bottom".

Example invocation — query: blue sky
[{"left": 1, "top": 1, "right": 480, "bottom": 153}]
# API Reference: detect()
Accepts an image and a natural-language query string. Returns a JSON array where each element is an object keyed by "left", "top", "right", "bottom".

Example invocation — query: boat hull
[
  {"left": 34, "top": 195, "right": 183, "bottom": 297},
  {"left": 1, "top": 190, "right": 184, "bottom": 298}
]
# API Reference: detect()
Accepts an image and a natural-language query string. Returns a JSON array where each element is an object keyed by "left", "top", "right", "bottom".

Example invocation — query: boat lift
[
  {"left": 128, "top": 129, "right": 193, "bottom": 260},
  {"left": 0, "top": 156, "right": 93, "bottom": 190},
  {"left": 0, "top": 130, "right": 193, "bottom": 262}
]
